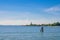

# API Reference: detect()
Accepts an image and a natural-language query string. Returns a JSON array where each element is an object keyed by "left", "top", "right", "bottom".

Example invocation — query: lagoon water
[{"left": 0, "top": 26, "right": 60, "bottom": 40}]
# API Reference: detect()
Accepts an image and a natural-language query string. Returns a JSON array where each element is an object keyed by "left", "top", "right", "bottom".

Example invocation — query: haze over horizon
[{"left": 0, "top": 0, "right": 60, "bottom": 25}]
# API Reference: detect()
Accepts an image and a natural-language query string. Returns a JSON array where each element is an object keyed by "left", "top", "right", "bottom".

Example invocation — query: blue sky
[{"left": 0, "top": 0, "right": 60, "bottom": 25}]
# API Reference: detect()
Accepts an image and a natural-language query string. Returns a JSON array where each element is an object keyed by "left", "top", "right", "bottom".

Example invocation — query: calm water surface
[{"left": 0, "top": 26, "right": 60, "bottom": 40}]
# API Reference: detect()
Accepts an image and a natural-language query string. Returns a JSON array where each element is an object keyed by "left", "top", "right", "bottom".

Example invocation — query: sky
[{"left": 0, "top": 0, "right": 60, "bottom": 25}]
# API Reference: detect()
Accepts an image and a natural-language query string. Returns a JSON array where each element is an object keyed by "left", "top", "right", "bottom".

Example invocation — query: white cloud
[
  {"left": 0, "top": 20, "right": 38, "bottom": 25},
  {"left": 0, "top": 20, "right": 31, "bottom": 25},
  {"left": 44, "top": 5, "right": 60, "bottom": 13},
  {"left": 0, "top": 19, "right": 54, "bottom": 25}
]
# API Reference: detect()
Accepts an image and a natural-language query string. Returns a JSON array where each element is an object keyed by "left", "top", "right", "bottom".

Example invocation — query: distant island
[{"left": 26, "top": 22, "right": 60, "bottom": 26}]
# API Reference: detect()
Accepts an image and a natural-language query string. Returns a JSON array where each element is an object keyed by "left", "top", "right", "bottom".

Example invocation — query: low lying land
[{"left": 26, "top": 22, "right": 60, "bottom": 26}]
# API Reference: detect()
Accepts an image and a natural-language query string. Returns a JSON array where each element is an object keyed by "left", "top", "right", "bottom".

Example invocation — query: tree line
[{"left": 26, "top": 22, "right": 60, "bottom": 26}]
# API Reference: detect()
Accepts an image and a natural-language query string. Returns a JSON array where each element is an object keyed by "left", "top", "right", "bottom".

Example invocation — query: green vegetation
[
  {"left": 26, "top": 22, "right": 60, "bottom": 26},
  {"left": 26, "top": 22, "right": 41, "bottom": 26},
  {"left": 49, "top": 22, "right": 60, "bottom": 26}
]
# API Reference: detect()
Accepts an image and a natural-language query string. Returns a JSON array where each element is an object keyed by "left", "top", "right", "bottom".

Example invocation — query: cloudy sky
[{"left": 0, "top": 0, "right": 60, "bottom": 25}]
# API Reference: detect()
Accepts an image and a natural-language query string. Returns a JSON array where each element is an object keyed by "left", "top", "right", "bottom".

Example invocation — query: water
[{"left": 0, "top": 26, "right": 60, "bottom": 40}]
